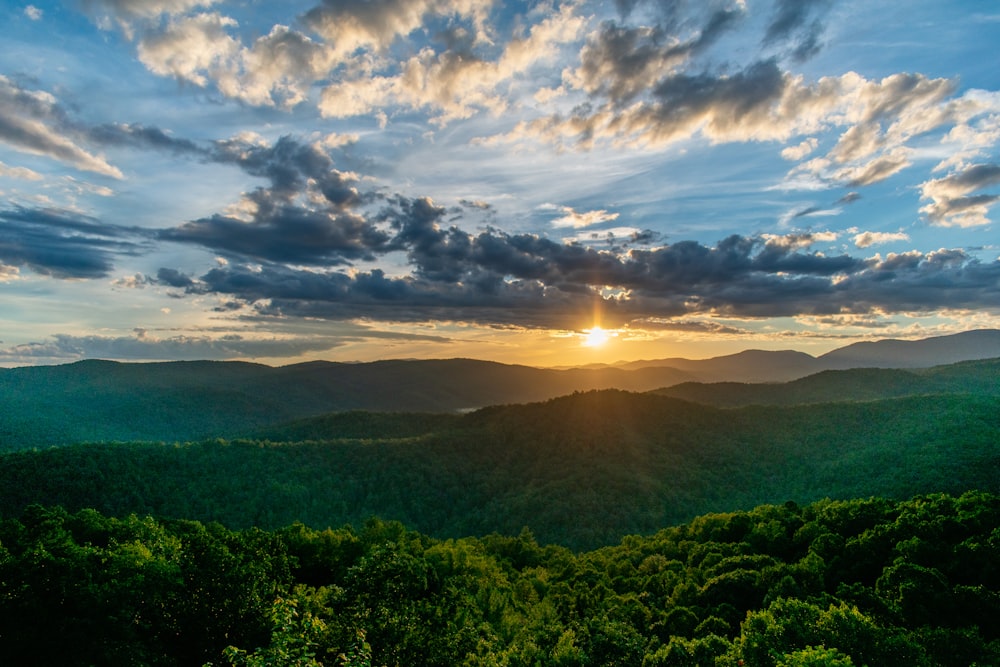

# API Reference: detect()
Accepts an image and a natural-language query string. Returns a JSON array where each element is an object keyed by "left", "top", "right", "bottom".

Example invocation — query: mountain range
[{"left": 1, "top": 329, "right": 999, "bottom": 448}]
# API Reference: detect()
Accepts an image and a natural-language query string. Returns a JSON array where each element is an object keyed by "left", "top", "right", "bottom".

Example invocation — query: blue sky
[{"left": 1, "top": 0, "right": 999, "bottom": 367}]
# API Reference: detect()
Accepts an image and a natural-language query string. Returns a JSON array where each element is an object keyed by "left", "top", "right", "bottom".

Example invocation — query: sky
[{"left": 1, "top": 0, "right": 999, "bottom": 368}]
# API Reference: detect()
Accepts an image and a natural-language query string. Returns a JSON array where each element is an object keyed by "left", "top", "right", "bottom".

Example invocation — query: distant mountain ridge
[
  {"left": 1, "top": 329, "right": 998, "bottom": 448},
  {"left": 616, "top": 329, "right": 1000, "bottom": 377},
  {"left": 655, "top": 358, "right": 1000, "bottom": 407},
  {"left": 817, "top": 329, "right": 1000, "bottom": 369}
]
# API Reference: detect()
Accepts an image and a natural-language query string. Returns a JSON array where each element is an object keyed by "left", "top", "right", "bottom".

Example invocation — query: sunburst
[{"left": 583, "top": 326, "right": 612, "bottom": 347}]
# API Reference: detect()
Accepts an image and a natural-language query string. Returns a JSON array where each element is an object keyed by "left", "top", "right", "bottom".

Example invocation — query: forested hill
[
  {"left": 0, "top": 357, "right": 699, "bottom": 448},
  {"left": 3, "top": 339, "right": 1000, "bottom": 448},
  {"left": 2, "top": 390, "right": 997, "bottom": 549},
  {"left": 656, "top": 357, "right": 1000, "bottom": 407}
]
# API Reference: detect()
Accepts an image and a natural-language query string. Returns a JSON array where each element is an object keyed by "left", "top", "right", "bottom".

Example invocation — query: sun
[{"left": 583, "top": 326, "right": 613, "bottom": 348}]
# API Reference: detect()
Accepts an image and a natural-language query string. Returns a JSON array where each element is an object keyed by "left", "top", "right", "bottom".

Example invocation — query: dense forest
[
  {"left": 1, "top": 390, "right": 997, "bottom": 549},
  {"left": 2, "top": 493, "right": 998, "bottom": 666},
  {"left": 2, "top": 349, "right": 998, "bottom": 664},
  {"left": 2, "top": 351, "right": 999, "bottom": 449}
]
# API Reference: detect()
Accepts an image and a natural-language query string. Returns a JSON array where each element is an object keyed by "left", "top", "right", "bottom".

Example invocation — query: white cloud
[
  {"left": 303, "top": 0, "right": 495, "bottom": 61},
  {"left": 763, "top": 231, "right": 838, "bottom": 250},
  {"left": 0, "top": 76, "right": 123, "bottom": 178},
  {"left": 853, "top": 231, "right": 910, "bottom": 248},
  {"left": 920, "top": 163, "right": 1000, "bottom": 227},
  {"left": 83, "top": 0, "right": 217, "bottom": 21},
  {"left": 549, "top": 205, "right": 619, "bottom": 229},
  {"left": 781, "top": 137, "right": 818, "bottom": 161},
  {"left": 24, "top": 5, "right": 42, "bottom": 20},
  {"left": 0, "top": 264, "right": 20, "bottom": 282},
  {"left": 136, "top": 13, "right": 241, "bottom": 90},
  {"left": 0, "top": 161, "right": 43, "bottom": 180},
  {"left": 319, "top": 2, "right": 585, "bottom": 124}
]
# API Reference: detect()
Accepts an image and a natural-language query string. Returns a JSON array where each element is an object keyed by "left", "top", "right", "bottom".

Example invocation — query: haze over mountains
[{"left": 2, "top": 329, "right": 999, "bottom": 448}]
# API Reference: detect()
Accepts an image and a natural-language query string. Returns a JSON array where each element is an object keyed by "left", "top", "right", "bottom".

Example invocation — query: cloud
[
  {"left": 763, "top": 231, "right": 838, "bottom": 249},
  {"left": 138, "top": 18, "right": 336, "bottom": 108},
  {"left": 549, "top": 205, "right": 620, "bottom": 228},
  {"left": 0, "top": 320, "right": 455, "bottom": 364},
  {"left": 136, "top": 12, "right": 242, "bottom": 88},
  {"left": 920, "top": 162, "right": 1000, "bottom": 227},
  {"left": 781, "top": 137, "right": 818, "bottom": 161},
  {"left": 567, "top": 6, "right": 743, "bottom": 105},
  {"left": 0, "top": 264, "right": 20, "bottom": 282},
  {"left": 0, "top": 75, "right": 123, "bottom": 178},
  {"left": 82, "top": 0, "right": 218, "bottom": 37},
  {"left": 86, "top": 122, "right": 207, "bottom": 156},
  {"left": 628, "top": 318, "right": 751, "bottom": 335},
  {"left": 150, "top": 134, "right": 1000, "bottom": 332},
  {"left": 853, "top": 231, "right": 910, "bottom": 248},
  {"left": 0, "top": 331, "right": 340, "bottom": 363},
  {"left": 161, "top": 207, "right": 389, "bottom": 265},
  {"left": 302, "top": 0, "right": 493, "bottom": 59},
  {"left": 0, "top": 160, "right": 43, "bottom": 180},
  {"left": 318, "top": 2, "right": 585, "bottom": 124},
  {"left": 90, "top": 0, "right": 582, "bottom": 120},
  {"left": 762, "top": 0, "right": 832, "bottom": 61},
  {"left": 160, "top": 135, "right": 392, "bottom": 264},
  {"left": 0, "top": 206, "right": 148, "bottom": 278},
  {"left": 24, "top": 5, "right": 42, "bottom": 20},
  {"left": 82, "top": 0, "right": 217, "bottom": 21},
  {"left": 148, "top": 132, "right": 1000, "bottom": 326}
]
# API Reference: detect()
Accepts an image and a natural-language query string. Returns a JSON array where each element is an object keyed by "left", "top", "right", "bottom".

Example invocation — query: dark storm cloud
[
  {"left": 0, "top": 206, "right": 147, "bottom": 278},
  {"left": 155, "top": 223, "right": 1000, "bottom": 329},
  {"left": 156, "top": 267, "right": 195, "bottom": 288},
  {"left": 161, "top": 207, "right": 390, "bottom": 265},
  {"left": 833, "top": 250, "right": 1000, "bottom": 313},
  {"left": 160, "top": 135, "right": 393, "bottom": 264}
]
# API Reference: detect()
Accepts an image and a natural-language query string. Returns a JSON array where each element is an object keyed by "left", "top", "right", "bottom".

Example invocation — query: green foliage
[
  {"left": 775, "top": 645, "right": 855, "bottom": 666},
  {"left": 3, "top": 493, "right": 1000, "bottom": 666},
  {"left": 219, "top": 596, "right": 328, "bottom": 667},
  {"left": 2, "top": 390, "right": 999, "bottom": 549}
]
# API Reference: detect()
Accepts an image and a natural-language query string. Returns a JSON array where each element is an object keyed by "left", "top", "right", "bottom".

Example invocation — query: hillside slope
[
  {"left": 0, "top": 358, "right": 693, "bottom": 448},
  {"left": 2, "top": 390, "right": 997, "bottom": 549},
  {"left": 654, "top": 358, "right": 1000, "bottom": 407},
  {"left": 2, "top": 330, "right": 998, "bottom": 449}
]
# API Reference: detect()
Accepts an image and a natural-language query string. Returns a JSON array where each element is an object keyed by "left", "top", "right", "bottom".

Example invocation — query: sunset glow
[
  {"left": 1, "top": 1, "right": 999, "bottom": 367},
  {"left": 583, "top": 327, "right": 613, "bottom": 348}
]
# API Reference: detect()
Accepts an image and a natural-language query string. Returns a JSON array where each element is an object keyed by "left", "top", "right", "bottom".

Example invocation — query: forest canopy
[{"left": 1, "top": 493, "right": 998, "bottom": 666}]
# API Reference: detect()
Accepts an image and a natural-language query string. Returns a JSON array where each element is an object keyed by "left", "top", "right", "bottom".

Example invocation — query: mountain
[
  {"left": 2, "top": 329, "right": 998, "bottom": 449},
  {"left": 818, "top": 329, "right": 1000, "bottom": 369},
  {"left": 617, "top": 348, "right": 818, "bottom": 382},
  {"left": 1, "top": 389, "right": 997, "bottom": 549},
  {"left": 620, "top": 329, "right": 1000, "bottom": 377},
  {"left": 655, "top": 358, "right": 1000, "bottom": 407},
  {"left": 0, "top": 357, "right": 696, "bottom": 448}
]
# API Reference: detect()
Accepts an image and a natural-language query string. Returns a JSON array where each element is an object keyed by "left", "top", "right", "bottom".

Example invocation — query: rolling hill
[
  {"left": 2, "top": 330, "right": 998, "bottom": 449},
  {"left": 2, "top": 389, "right": 997, "bottom": 549},
  {"left": 655, "top": 357, "right": 1000, "bottom": 407}
]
